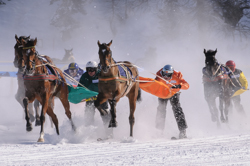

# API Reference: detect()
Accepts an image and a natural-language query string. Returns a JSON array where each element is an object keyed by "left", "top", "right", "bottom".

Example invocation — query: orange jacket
[{"left": 155, "top": 68, "right": 189, "bottom": 93}]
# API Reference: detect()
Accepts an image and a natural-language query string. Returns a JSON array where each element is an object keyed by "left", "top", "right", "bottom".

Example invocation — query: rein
[{"left": 108, "top": 62, "right": 175, "bottom": 86}]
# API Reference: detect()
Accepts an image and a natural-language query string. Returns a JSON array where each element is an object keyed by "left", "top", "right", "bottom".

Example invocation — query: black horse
[{"left": 202, "top": 49, "right": 233, "bottom": 124}]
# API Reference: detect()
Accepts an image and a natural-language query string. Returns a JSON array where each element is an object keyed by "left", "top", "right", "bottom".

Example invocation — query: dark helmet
[
  {"left": 226, "top": 60, "right": 236, "bottom": 72},
  {"left": 68, "top": 62, "right": 79, "bottom": 70},
  {"left": 161, "top": 65, "right": 174, "bottom": 80}
]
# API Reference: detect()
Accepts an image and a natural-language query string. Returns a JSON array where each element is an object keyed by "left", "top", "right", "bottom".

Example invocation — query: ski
[
  {"left": 171, "top": 137, "right": 178, "bottom": 140},
  {"left": 97, "top": 138, "right": 109, "bottom": 141}
]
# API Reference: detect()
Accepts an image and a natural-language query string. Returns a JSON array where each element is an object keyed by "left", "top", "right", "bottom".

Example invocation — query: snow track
[{"left": 1, "top": 134, "right": 250, "bottom": 165}]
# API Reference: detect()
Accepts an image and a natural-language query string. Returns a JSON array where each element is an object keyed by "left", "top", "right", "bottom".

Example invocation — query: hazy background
[{"left": 1, "top": 0, "right": 250, "bottom": 143}]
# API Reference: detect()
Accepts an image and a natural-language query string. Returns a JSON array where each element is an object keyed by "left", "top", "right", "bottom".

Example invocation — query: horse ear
[
  {"left": 107, "top": 40, "right": 112, "bottom": 47},
  {"left": 34, "top": 38, "right": 37, "bottom": 46},
  {"left": 15, "top": 34, "right": 20, "bottom": 43},
  {"left": 97, "top": 40, "right": 101, "bottom": 47},
  {"left": 215, "top": 48, "right": 217, "bottom": 54},
  {"left": 204, "top": 49, "right": 206, "bottom": 54},
  {"left": 27, "top": 35, "right": 30, "bottom": 39}
]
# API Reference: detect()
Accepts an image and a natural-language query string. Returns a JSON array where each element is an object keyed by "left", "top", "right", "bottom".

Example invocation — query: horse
[
  {"left": 52, "top": 48, "right": 75, "bottom": 63},
  {"left": 94, "top": 40, "right": 141, "bottom": 137},
  {"left": 14, "top": 35, "right": 41, "bottom": 125},
  {"left": 21, "top": 37, "right": 75, "bottom": 142},
  {"left": 202, "top": 49, "right": 232, "bottom": 124}
]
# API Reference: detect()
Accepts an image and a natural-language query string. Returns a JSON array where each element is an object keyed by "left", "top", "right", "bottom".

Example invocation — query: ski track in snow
[{"left": 1, "top": 135, "right": 250, "bottom": 165}]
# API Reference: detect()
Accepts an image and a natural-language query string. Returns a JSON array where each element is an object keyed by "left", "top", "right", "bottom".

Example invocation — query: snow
[{"left": 1, "top": 0, "right": 250, "bottom": 165}]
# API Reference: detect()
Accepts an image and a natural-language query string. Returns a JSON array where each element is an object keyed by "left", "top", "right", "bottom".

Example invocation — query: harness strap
[{"left": 99, "top": 76, "right": 128, "bottom": 82}]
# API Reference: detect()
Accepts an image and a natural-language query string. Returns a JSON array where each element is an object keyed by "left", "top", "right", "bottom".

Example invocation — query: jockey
[
  {"left": 155, "top": 64, "right": 189, "bottom": 139},
  {"left": 78, "top": 61, "right": 109, "bottom": 126},
  {"left": 226, "top": 60, "right": 248, "bottom": 113},
  {"left": 64, "top": 62, "right": 84, "bottom": 86}
]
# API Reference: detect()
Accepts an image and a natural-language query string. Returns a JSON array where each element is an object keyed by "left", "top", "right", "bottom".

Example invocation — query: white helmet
[{"left": 86, "top": 61, "right": 98, "bottom": 68}]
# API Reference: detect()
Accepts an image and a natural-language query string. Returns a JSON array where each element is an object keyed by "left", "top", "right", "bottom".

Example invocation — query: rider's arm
[{"left": 239, "top": 72, "right": 248, "bottom": 89}]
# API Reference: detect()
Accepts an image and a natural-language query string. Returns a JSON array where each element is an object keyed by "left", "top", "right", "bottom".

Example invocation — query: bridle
[{"left": 99, "top": 46, "right": 113, "bottom": 72}]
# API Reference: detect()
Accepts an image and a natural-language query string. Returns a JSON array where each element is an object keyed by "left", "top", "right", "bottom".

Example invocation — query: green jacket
[{"left": 78, "top": 70, "right": 100, "bottom": 92}]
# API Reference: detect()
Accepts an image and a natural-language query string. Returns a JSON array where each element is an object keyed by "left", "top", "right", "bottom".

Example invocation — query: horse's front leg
[
  {"left": 34, "top": 99, "right": 41, "bottom": 126},
  {"left": 224, "top": 96, "right": 231, "bottom": 123},
  {"left": 94, "top": 94, "right": 109, "bottom": 116},
  {"left": 108, "top": 99, "right": 117, "bottom": 128},
  {"left": 23, "top": 97, "right": 34, "bottom": 132},
  {"left": 38, "top": 93, "right": 50, "bottom": 142}
]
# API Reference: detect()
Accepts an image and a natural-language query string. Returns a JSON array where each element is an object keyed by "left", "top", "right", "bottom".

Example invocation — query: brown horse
[
  {"left": 14, "top": 35, "right": 41, "bottom": 125},
  {"left": 21, "top": 37, "right": 75, "bottom": 142},
  {"left": 94, "top": 40, "right": 141, "bottom": 137}
]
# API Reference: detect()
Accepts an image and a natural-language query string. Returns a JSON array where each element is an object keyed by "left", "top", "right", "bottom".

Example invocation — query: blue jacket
[{"left": 64, "top": 68, "right": 85, "bottom": 86}]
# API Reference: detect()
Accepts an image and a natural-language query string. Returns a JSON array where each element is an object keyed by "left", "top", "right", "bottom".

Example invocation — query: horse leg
[
  {"left": 38, "top": 93, "right": 50, "bottom": 142},
  {"left": 34, "top": 99, "right": 41, "bottom": 126},
  {"left": 108, "top": 99, "right": 117, "bottom": 128},
  {"left": 94, "top": 94, "right": 109, "bottom": 116},
  {"left": 224, "top": 96, "right": 231, "bottom": 123},
  {"left": 127, "top": 88, "right": 138, "bottom": 137},
  {"left": 219, "top": 96, "right": 226, "bottom": 123},
  {"left": 23, "top": 96, "right": 35, "bottom": 132},
  {"left": 58, "top": 90, "right": 76, "bottom": 131},
  {"left": 206, "top": 98, "right": 218, "bottom": 122},
  {"left": 27, "top": 102, "right": 35, "bottom": 123},
  {"left": 46, "top": 105, "right": 59, "bottom": 135}
]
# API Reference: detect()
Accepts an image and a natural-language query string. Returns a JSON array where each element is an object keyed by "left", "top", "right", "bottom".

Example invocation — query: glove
[{"left": 171, "top": 84, "right": 181, "bottom": 89}]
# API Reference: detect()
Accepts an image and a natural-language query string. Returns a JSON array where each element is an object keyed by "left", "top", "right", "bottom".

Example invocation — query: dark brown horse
[
  {"left": 94, "top": 40, "right": 141, "bottom": 137},
  {"left": 203, "top": 49, "right": 233, "bottom": 124},
  {"left": 14, "top": 35, "right": 41, "bottom": 125},
  {"left": 21, "top": 37, "right": 75, "bottom": 142}
]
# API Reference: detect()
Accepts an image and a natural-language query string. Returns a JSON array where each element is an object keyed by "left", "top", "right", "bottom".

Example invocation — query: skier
[
  {"left": 78, "top": 61, "right": 109, "bottom": 126},
  {"left": 226, "top": 60, "right": 248, "bottom": 113},
  {"left": 155, "top": 64, "right": 189, "bottom": 139},
  {"left": 64, "top": 62, "right": 84, "bottom": 86}
]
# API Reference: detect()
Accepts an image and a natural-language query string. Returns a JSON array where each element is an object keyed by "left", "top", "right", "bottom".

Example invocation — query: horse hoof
[
  {"left": 35, "top": 120, "right": 41, "bottom": 126},
  {"left": 108, "top": 121, "right": 117, "bottom": 128},
  {"left": 37, "top": 138, "right": 44, "bottom": 142},
  {"left": 26, "top": 125, "right": 33, "bottom": 132}
]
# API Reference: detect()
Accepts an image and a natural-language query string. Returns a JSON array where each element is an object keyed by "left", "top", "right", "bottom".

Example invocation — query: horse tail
[{"left": 137, "top": 88, "right": 142, "bottom": 102}]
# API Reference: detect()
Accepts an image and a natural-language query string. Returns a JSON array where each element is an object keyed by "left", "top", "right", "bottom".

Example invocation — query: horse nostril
[{"left": 30, "top": 68, "right": 33, "bottom": 71}]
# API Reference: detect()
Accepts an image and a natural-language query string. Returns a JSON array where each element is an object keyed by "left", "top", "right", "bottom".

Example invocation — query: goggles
[
  {"left": 69, "top": 69, "right": 77, "bottom": 74},
  {"left": 162, "top": 70, "right": 173, "bottom": 77},
  {"left": 162, "top": 73, "right": 172, "bottom": 77},
  {"left": 87, "top": 68, "right": 96, "bottom": 72}
]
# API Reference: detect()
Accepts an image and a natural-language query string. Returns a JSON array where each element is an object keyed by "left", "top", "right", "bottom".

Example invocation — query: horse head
[
  {"left": 97, "top": 40, "right": 113, "bottom": 73},
  {"left": 21, "top": 37, "right": 38, "bottom": 76},
  {"left": 62, "top": 48, "right": 74, "bottom": 61},
  {"left": 14, "top": 34, "right": 30, "bottom": 73},
  {"left": 204, "top": 49, "right": 219, "bottom": 78}
]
